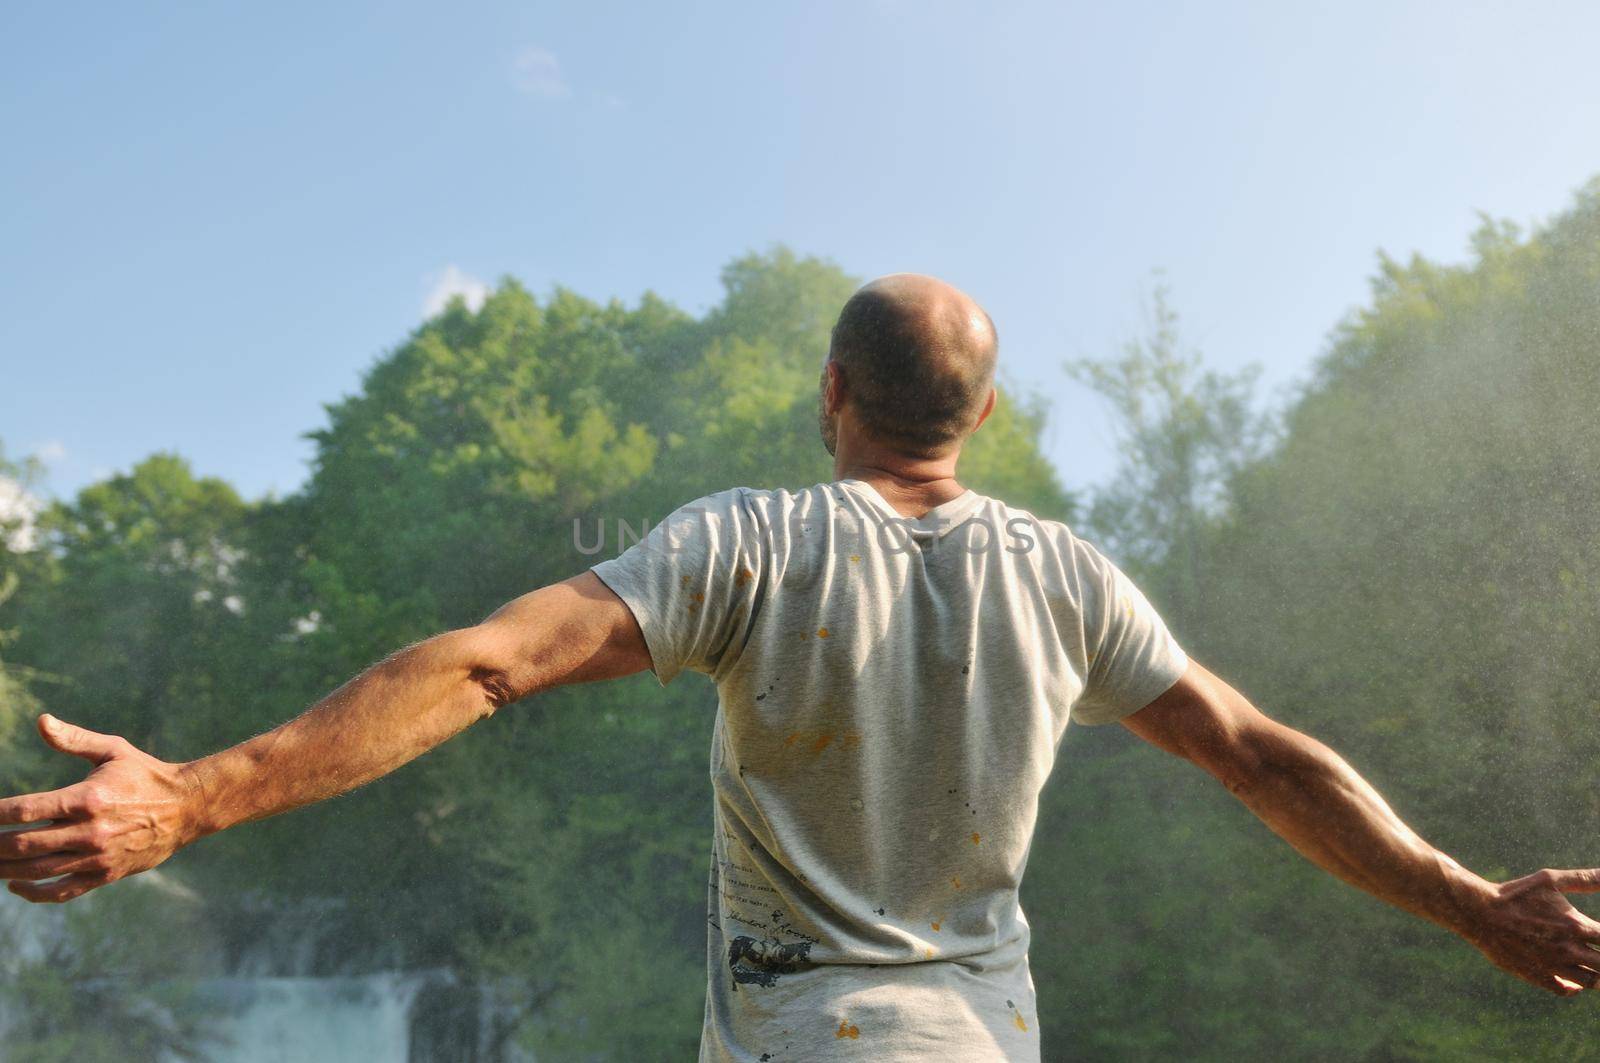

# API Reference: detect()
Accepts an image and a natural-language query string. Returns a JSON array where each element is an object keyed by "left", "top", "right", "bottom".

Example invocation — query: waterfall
[{"left": 0, "top": 875, "right": 534, "bottom": 1062}]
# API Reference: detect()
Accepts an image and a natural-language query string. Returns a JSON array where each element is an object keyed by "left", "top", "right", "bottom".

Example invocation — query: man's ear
[
  {"left": 971, "top": 387, "right": 998, "bottom": 433},
  {"left": 822, "top": 360, "right": 846, "bottom": 415}
]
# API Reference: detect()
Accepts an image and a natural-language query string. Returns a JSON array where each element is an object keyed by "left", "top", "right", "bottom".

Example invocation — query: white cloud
[
  {"left": 422, "top": 264, "right": 491, "bottom": 318},
  {"left": 32, "top": 440, "right": 65, "bottom": 465},
  {"left": 511, "top": 46, "right": 570, "bottom": 99}
]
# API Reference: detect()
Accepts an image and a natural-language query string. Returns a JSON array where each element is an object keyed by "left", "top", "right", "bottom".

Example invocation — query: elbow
[
  {"left": 437, "top": 625, "right": 522, "bottom": 712},
  {"left": 468, "top": 665, "right": 518, "bottom": 712}
]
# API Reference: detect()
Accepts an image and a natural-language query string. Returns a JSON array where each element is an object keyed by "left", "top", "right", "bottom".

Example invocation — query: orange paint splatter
[
  {"left": 835, "top": 1020, "right": 860, "bottom": 1040},
  {"left": 970, "top": 832, "right": 981, "bottom": 845},
  {"left": 923, "top": 946, "right": 936, "bottom": 959},
  {"left": 735, "top": 568, "right": 755, "bottom": 587},
  {"left": 691, "top": 592, "right": 705, "bottom": 602},
  {"left": 1013, "top": 1011, "right": 1029, "bottom": 1032},
  {"left": 849, "top": 554, "right": 862, "bottom": 564},
  {"left": 816, "top": 626, "right": 830, "bottom": 638},
  {"left": 930, "top": 920, "right": 941, "bottom": 932},
  {"left": 783, "top": 729, "right": 859, "bottom": 756},
  {"left": 952, "top": 876, "right": 963, "bottom": 890}
]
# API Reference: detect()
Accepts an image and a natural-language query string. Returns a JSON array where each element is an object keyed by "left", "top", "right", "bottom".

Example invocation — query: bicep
[
  {"left": 471, "top": 571, "right": 653, "bottom": 703},
  {"left": 1119, "top": 658, "right": 1281, "bottom": 789}
]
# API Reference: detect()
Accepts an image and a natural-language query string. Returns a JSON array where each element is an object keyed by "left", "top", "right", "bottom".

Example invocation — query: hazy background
[
  {"left": 6, "top": 4, "right": 1600, "bottom": 1062},
  {"left": 7, "top": 1, "right": 1600, "bottom": 501}
]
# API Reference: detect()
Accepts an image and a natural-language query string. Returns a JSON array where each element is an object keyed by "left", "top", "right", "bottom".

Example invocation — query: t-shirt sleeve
[
  {"left": 1069, "top": 533, "right": 1189, "bottom": 726},
  {"left": 589, "top": 488, "right": 765, "bottom": 687}
]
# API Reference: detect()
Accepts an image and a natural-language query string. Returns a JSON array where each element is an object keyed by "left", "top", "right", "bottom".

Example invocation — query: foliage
[
  {"left": 1032, "top": 181, "right": 1600, "bottom": 1060},
  {"left": 1064, "top": 278, "right": 1271, "bottom": 627},
  {"left": 0, "top": 247, "right": 1071, "bottom": 1058},
  {"left": 7, "top": 176, "right": 1600, "bottom": 1060},
  {"left": 0, "top": 873, "right": 223, "bottom": 1061}
]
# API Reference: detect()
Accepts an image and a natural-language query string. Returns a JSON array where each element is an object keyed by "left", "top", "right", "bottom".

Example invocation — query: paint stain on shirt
[
  {"left": 835, "top": 1020, "right": 860, "bottom": 1040},
  {"left": 782, "top": 730, "right": 860, "bottom": 756}
]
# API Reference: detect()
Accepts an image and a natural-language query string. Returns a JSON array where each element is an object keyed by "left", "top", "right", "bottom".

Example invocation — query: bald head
[{"left": 825, "top": 274, "right": 998, "bottom": 457}]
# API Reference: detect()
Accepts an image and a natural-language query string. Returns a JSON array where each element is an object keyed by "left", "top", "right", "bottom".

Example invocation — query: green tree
[
  {"left": 0, "top": 447, "right": 59, "bottom": 791},
  {"left": 4, "top": 250, "right": 1076, "bottom": 1059},
  {"left": 0, "top": 876, "right": 225, "bottom": 1063},
  {"left": 1031, "top": 182, "right": 1600, "bottom": 1060},
  {"left": 9, "top": 455, "right": 252, "bottom": 762},
  {"left": 1064, "top": 279, "right": 1269, "bottom": 626}
]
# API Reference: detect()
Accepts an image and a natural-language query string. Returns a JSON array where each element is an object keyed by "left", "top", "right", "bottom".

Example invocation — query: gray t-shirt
[{"left": 590, "top": 478, "right": 1187, "bottom": 1062}]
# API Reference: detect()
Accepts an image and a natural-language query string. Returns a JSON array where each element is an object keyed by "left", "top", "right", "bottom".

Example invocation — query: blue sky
[{"left": 5, "top": 1, "right": 1600, "bottom": 505}]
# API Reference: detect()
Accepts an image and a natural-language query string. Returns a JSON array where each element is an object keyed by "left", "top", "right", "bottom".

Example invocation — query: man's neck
[{"left": 834, "top": 447, "right": 967, "bottom": 521}]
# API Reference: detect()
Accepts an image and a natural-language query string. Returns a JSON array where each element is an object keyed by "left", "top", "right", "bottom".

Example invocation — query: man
[{"left": 2, "top": 274, "right": 1598, "bottom": 1061}]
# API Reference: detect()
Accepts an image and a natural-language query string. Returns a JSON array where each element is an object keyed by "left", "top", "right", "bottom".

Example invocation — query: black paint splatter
[{"left": 728, "top": 936, "right": 815, "bottom": 990}]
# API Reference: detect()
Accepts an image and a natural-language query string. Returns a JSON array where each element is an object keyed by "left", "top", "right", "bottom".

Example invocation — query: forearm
[
  {"left": 178, "top": 629, "right": 499, "bottom": 842},
  {"left": 1226, "top": 723, "right": 1494, "bottom": 935}
]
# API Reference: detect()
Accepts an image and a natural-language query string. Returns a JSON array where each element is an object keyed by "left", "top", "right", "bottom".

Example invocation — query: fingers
[
  {"left": 1542, "top": 868, "right": 1600, "bottom": 894},
  {"left": 1538, "top": 970, "right": 1585, "bottom": 996},
  {"left": 0, "top": 787, "right": 76, "bottom": 826},
  {"left": 0, "top": 851, "right": 98, "bottom": 881},
  {"left": 35, "top": 714, "right": 126, "bottom": 765},
  {"left": 1556, "top": 966, "right": 1599, "bottom": 992},
  {"left": 1569, "top": 909, "right": 1600, "bottom": 947},
  {"left": 0, "top": 824, "right": 94, "bottom": 860},
  {"left": 7, "top": 871, "right": 106, "bottom": 904}
]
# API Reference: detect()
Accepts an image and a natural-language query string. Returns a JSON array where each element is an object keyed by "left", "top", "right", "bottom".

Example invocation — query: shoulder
[
  {"left": 658, "top": 483, "right": 829, "bottom": 547},
  {"left": 687, "top": 481, "right": 846, "bottom": 522}
]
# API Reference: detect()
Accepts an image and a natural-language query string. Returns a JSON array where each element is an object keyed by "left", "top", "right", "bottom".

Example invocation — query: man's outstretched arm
[
  {"left": 1122, "top": 658, "right": 1600, "bottom": 997},
  {"left": 0, "top": 571, "right": 650, "bottom": 904}
]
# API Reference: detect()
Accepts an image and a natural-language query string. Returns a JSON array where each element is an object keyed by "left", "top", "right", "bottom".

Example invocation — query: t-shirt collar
[{"left": 836, "top": 478, "right": 986, "bottom": 539}]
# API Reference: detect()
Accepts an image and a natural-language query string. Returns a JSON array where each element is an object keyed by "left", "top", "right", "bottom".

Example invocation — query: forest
[{"left": 3, "top": 179, "right": 1600, "bottom": 1060}]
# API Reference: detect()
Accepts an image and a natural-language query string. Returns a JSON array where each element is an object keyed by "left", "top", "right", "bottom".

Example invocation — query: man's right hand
[
  {"left": 0, "top": 714, "right": 200, "bottom": 904},
  {"left": 1458, "top": 868, "right": 1600, "bottom": 996}
]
